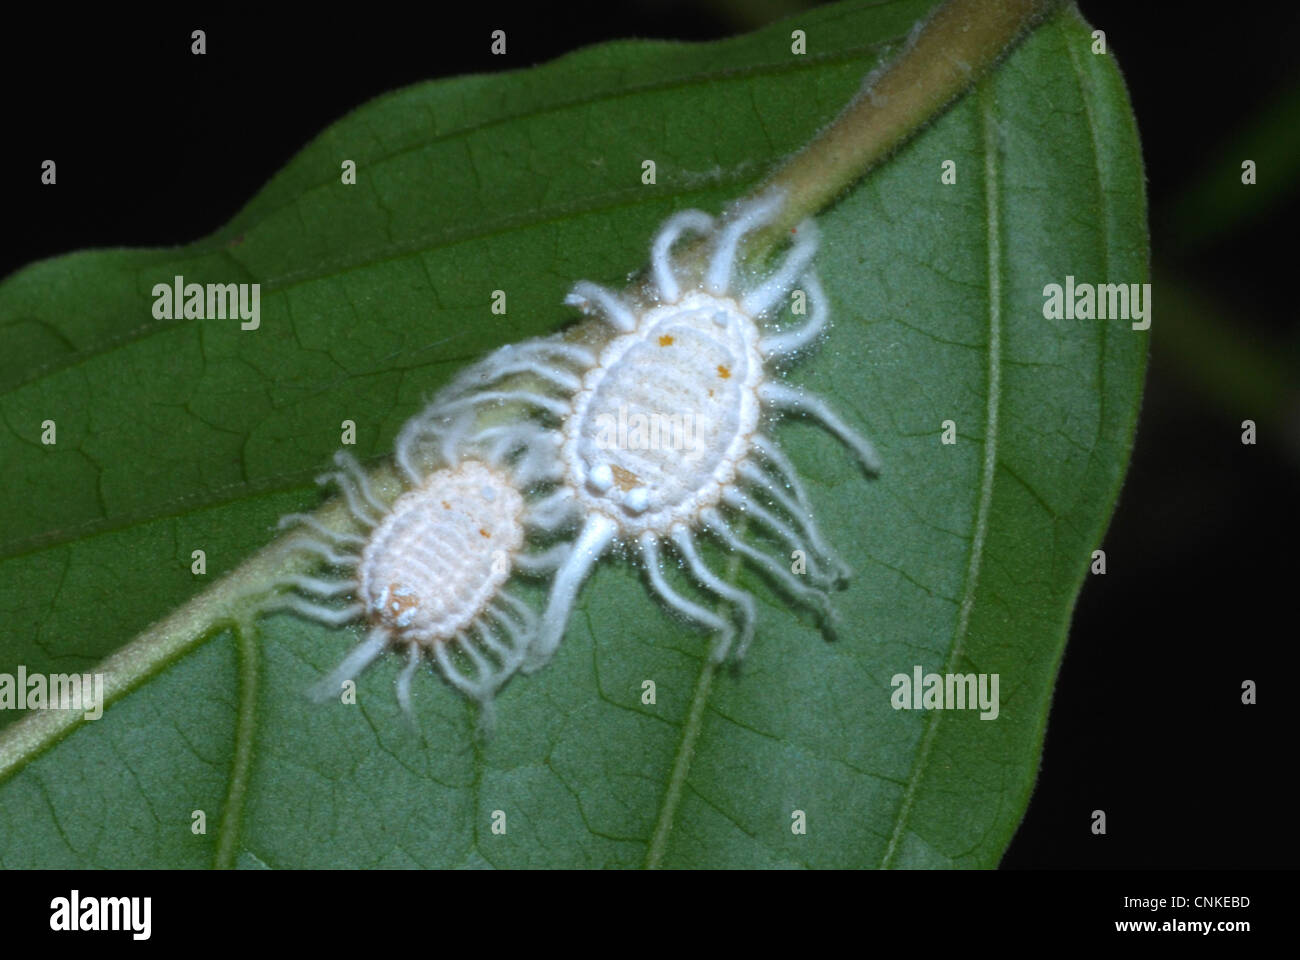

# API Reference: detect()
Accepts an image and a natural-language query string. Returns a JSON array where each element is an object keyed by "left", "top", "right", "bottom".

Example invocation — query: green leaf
[{"left": 0, "top": 0, "right": 1146, "bottom": 868}]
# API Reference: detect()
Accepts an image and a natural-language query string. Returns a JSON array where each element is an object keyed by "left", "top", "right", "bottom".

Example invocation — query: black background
[{"left": 1, "top": 2, "right": 1294, "bottom": 869}]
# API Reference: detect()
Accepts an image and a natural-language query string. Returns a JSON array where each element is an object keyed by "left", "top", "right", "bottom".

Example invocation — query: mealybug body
[
  {"left": 267, "top": 397, "right": 570, "bottom": 724},
  {"left": 527, "top": 192, "right": 880, "bottom": 668}
]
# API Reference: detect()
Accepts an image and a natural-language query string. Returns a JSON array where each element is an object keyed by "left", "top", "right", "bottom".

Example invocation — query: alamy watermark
[
  {"left": 890, "top": 665, "right": 999, "bottom": 720},
  {"left": 1042, "top": 275, "right": 1151, "bottom": 330},
  {"left": 152, "top": 274, "right": 260, "bottom": 330},
  {"left": 593, "top": 405, "right": 705, "bottom": 451},
  {"left": 50, "top": 890, "right": 151, "bottom": 940},
  {"left": 0, "top": 666, "right": 104, "bottom": 720}
]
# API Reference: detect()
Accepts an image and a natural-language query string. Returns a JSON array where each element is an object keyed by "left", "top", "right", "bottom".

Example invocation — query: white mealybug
[
  {"left": 266, "top": 397, "right": 571, "bottom": 726},
  {"left": 524, "top": 190, "right": 881, "bottom": 669}
]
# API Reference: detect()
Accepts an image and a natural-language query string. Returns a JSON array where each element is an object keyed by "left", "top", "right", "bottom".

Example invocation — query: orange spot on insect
[
  {"left": 717, "top": 365, "right": 731, "bottom": 379},
  {"left": 610, "top": 464, "right": 640, "bottom": 491},
  {"left": 386, "top": 584, "right": 419, "bottom": 619},
  {"left": 442, "top": 501, "right": 451, "bottom": 509},
  {"left": 658, "top": 335, "right": 674, "bottom": 347},
  {"left": 479, "top": 528, "right": 490, "bottom": 538}
]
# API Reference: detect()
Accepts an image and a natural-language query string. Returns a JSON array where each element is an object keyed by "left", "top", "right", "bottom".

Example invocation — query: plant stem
[
  {"left": 743, "top": 0, "right": 1059, "bottom": 257},
  {"left": 0, "top": 483, "right": 380, "bottom": 783}
]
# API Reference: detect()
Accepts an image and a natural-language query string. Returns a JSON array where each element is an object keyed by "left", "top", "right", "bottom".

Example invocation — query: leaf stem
[
  {"left": 0, "top": 485, "right": 379, "bottom": 784},
  {"left": 743, "top": 0, "right": 1059, "bottom": 257}
]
